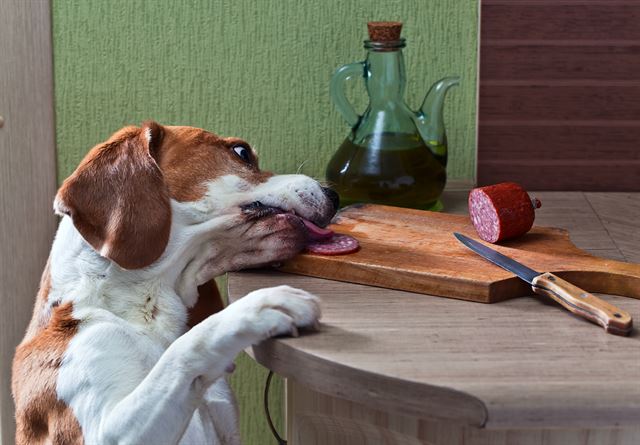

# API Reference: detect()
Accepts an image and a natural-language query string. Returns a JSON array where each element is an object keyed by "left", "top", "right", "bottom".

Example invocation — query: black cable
[{"left": 264, "top": 371, "right": 287, "bottom": 445}]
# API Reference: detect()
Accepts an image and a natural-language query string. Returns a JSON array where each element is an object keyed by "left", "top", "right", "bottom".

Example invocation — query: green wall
[{"left": 52, "top": 1, "right": 478, "bottom": 443}]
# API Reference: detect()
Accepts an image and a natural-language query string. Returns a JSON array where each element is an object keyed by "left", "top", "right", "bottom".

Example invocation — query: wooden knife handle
[{"left": 531, "top": 272, "right": 633, "bottom": 336}]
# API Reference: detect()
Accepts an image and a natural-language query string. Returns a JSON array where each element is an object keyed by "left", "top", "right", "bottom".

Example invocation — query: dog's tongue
[
  {"left": 300, "top": 217, "right": 361, "bottom": 255},
  {"left": 301, "top": 218, "right": 334, "bottom": 241}
]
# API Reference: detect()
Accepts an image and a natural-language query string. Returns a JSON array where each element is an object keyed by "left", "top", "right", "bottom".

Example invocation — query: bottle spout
[{"left": 415, "top": 76, "right": 460, "bottom": 145}]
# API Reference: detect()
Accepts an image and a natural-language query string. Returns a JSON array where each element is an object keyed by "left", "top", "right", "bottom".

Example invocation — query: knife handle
[{"left": 531, "top": 272, "right": 633, "bottom": 336}]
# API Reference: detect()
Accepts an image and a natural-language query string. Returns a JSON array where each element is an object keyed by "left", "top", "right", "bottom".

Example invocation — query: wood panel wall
[
  {"left": 0, "top": 1, "right": 57, "bottom": 443},
  {"left": 478, "top": 0, "right": 640, "bottom": 191}
]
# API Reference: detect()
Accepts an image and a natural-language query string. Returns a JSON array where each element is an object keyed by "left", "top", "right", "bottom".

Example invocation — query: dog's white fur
[{"left": 43, "top": 170, "right": 327, "bottom": 444}]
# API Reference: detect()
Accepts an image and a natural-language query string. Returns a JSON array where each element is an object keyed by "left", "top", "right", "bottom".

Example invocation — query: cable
[{"left": 264, "top": 371, "right": 287, "bottom": 445}]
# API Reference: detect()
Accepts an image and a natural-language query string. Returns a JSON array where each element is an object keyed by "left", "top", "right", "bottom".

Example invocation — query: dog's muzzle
[{"left": 240, "top": 186, "right": 339, "bottom": 230}]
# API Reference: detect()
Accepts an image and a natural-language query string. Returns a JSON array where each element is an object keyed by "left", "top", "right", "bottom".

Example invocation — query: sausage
[
  {"left": 468, "top": 182, "right": 541, "bottom": 243},
  {"left": 306, "top": 234, "right": 360, "bottom": 255}
]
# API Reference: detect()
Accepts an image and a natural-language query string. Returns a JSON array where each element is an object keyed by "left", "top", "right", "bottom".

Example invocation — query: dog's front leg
[
  {"left": 202, "top": 378, "right": 241, "bottom": 444},
  {"left": 91, "top": 285, "right": 320, "bottom": 445}
]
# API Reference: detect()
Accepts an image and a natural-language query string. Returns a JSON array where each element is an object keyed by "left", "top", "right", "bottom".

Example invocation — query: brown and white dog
[{"left": 12, "top": 122, "right": 337, "bottom": 444}]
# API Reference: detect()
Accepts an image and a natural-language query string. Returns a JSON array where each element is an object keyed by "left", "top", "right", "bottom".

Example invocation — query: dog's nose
[{"left": 322, "top": 187, "right": 340, "bottom": 211}]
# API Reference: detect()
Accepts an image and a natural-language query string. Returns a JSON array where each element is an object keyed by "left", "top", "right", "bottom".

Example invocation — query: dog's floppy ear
[{"left": 54, "top": 122, "right": 171, "bottom": 269}]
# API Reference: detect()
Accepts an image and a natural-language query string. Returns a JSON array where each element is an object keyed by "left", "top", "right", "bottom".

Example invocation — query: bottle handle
[{"left": 330, "top": 62, "right": 364, "bottom": 128}]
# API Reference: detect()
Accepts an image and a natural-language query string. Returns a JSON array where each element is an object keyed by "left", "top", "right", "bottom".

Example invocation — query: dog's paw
[{"left": 226, "top": 285, "right": 322, "bottom": 342}]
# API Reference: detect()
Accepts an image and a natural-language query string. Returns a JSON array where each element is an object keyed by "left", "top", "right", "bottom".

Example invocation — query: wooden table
[{"left": 228, "top": 192, "right": 640, "bottom": 445}]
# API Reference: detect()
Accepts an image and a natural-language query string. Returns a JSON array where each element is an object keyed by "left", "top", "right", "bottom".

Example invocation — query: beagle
[{"left": 12, "top": 122, "right": 336, "bottom": 444}]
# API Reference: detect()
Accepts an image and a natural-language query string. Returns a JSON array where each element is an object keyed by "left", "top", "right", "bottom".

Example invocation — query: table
[{"left": 228, "top": 192, "right": 640, "bottom": 445}]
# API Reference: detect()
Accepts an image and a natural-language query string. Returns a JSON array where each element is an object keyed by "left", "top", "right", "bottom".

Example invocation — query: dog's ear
[{"left": 54, "top": 122, "right": 172, "bottom": 269}]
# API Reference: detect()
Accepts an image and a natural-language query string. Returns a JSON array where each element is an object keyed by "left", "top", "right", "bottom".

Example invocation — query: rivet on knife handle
[{"left": 531, "top": 273, "right": 633, "bottom": 336}]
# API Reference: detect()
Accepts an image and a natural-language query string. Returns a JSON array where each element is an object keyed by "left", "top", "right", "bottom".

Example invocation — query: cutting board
[{"left": 280, "top": 204, "right": 640, "bottom": 303}]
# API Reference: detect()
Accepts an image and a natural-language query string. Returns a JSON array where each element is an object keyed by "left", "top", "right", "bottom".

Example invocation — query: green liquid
[{"left": 326, "top": 133, "right": 447, "bottom": 210}]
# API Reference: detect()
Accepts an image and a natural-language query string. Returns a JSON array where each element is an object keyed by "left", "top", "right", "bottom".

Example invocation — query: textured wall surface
[{"left": 52, "top": 1, "right": 478, "bottom": 443}]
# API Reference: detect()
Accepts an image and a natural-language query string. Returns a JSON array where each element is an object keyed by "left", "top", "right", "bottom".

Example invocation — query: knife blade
[{"left": 453, "top": 232, "right": 633, "bottom": 336}]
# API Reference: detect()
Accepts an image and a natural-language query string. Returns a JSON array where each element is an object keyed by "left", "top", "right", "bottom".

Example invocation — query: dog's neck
[{"left": 45, "top": 200, "right": 231, "bottom": 345}]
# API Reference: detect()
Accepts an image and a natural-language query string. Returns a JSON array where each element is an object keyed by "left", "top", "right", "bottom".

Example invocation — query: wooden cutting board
[{"left": 280, "top": 204, "right": 640, "bottom": 303}]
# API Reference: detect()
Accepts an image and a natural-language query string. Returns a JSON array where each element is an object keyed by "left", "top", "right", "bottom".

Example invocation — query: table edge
[{"left": 247, "top": 338, "right": 488, "bottom": 428}]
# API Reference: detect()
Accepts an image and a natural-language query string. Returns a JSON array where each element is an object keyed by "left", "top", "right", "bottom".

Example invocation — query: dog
[{"left": 12, "top": 122, "right": 337, "bottom": 444}]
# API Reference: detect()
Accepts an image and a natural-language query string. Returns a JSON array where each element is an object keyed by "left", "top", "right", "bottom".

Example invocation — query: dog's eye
[{"left": 232, "top": 145, "right": 252, "bottom": 164}]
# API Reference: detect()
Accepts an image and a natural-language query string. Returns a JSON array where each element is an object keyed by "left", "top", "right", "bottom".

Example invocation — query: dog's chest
[{"left": 102, "top": 284, "right": 190, "bottom": 345}]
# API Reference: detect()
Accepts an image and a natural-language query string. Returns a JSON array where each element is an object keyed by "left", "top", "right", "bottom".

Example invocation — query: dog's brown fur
[
  {"left": 157, "top": 126, "right": 272, "bottom": 202},
  {"left": 13, "top": 301, "right": 83, "bottom": 445},
  {"left": 55, "top": 124, "right": 172, "bottom": 270}
]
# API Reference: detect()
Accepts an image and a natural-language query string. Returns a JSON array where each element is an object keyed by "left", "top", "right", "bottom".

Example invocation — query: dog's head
[{"left": 54, "top": 122, "right": 338, "bottom": 274}]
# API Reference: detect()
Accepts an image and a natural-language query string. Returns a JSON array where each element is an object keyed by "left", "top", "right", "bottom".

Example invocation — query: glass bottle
[{"left": 326, "top": 21, "right": 459, "bottom": 211}]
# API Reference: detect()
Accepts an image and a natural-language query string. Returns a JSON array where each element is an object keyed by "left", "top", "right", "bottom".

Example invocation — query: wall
[
  {"left": 1, "top": 1, "right": 57, "bottom": 443},
  {"left": 478, "top": 0, "right": 640, "bottom": 190},
  {"left": 52, "top": 0, "right": 478, "bottom": 442}
]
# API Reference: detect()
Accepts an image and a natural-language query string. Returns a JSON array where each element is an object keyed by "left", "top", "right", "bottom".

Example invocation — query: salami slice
[
  {"left": 306, "top": 233, "right": 360, "bottom": 255},
  {"left": 468, "top": 182, "right": 541, "bottom": 243}
]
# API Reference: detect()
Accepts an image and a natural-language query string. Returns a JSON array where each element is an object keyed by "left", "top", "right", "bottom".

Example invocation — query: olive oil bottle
[
  {"left": 327, "top": 21, "right": 459, "bottom": 211},
  {"left": 326, "top": 133, "right": 446, "bottom": 210}
]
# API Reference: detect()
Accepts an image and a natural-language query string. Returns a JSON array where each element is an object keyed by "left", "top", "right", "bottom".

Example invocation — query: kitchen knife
[{"left": 454, "top": 232, "right": 633, "bottom": 336}]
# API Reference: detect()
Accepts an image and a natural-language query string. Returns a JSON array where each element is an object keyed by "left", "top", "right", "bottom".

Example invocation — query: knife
[{"left": 454, "top": 232, "right": 633, "bottom": 336}]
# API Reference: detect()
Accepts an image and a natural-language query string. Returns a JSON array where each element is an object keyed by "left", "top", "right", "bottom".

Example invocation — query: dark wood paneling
[
  {"left": 481, "top": 45, "right": 640, "bottom": 80},
  {"left": 478, "top": 161, "right": 640, "bottom": 192},
  {"left": 480, "top": 85, "right": 640, "bottom": 121},
  {"left": 478, "top": 124, "right": 640, "bottom": 161},
  {"left": 482, "top": 2, "right": 640, "bottom": 41},
  {"left": 478, "top": 1, "right": 640, "bottom": 191}
]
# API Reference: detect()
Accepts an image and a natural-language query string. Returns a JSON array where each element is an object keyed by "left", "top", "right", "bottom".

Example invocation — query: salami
[
  {"left": 306, "top": 233, "right": 360, "bottom": 255},
  {"left": 468, "top": 182, "right": 541, "bottom": 243},
  {"left": 300, "top": 216, "right": 360, "bottom": 255}
]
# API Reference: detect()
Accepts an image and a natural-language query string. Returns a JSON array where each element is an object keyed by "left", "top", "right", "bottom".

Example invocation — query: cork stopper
[{"left": 367, "top": 21, "right": 403, "bottom": 41}]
